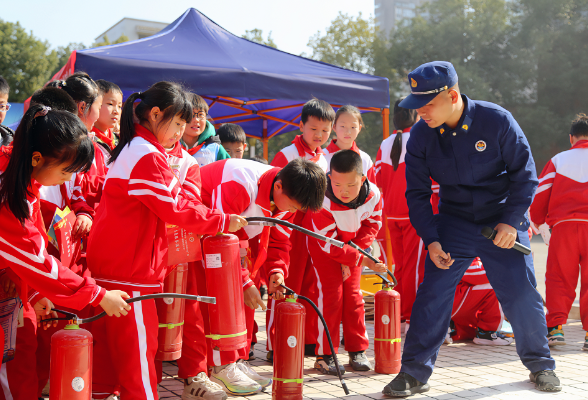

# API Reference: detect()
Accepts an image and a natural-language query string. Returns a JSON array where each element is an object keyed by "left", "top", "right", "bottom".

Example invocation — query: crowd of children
[{"left": 0, "top": 66, "right": 585, "bottom": 400}]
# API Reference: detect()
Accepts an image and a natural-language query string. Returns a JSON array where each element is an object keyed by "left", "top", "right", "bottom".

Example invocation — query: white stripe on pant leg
[
  {"left": 133, "top": 291, "right": 155, "bottom": 400},
  {"left": 0, "top": 363, "right": 14, "bottom": 400},
  {"left": 313, "top": 266, "right": 325, "bottom": 355},
  {"left": 267, "top": 299, "right": 275, "bottom": 351},
  {"left": 415, "top": 239, "right": 424, "bottom": 294}
]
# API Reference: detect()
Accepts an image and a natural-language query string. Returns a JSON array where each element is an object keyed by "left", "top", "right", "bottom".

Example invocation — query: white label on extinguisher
[
  {"left": 72, "top": 377, "right": 84, "bottom": 392},
  {"left": 287, "top": 336, "right": 297, "bottom": 348},
  {"left": 206, "top": 253, "right": 222, "bottom": 269},
  {"left": 163, "top": 297, "right": 174, "bottom": 305},
  {"left": 382, "top": 315, "right": 391, "bottom": 325}
]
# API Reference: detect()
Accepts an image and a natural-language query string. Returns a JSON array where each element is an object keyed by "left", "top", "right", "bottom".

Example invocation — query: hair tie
[
  {"left": 34, "top": 106, "right": 51, "bottom": 119},
  {"left": 60, "top": 80, "right": 66, "bottom": 87}
]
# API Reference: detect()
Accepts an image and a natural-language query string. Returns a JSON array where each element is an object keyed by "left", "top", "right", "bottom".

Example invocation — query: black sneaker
[
  {"left": 583, "top": 333, "right": 588, "bottom": 351},
  {"left": 473, "top": 327, "right": 514, "bottom": 346},
  {"left": 382, "top": 372, "right": 430, "bottom": 398},
  {"left": 314, "top": 355, "right": 346, "bottom": 376},
  {"left": 530, "top": 370, "right": 561, "bottom": 392},
  {"left": 266, "top": 350, "right": 273, "bottom": 363},
  {"left": 349, "top": 351, "right": 372, "bottom": 371},
  {"left": 248, "top": 343, "right": 256, "bottom": 361},
  {"left": 304, "top": 343, "right": 316, "bottom": 356},
  {"left": 259, "top": 285, "right": 268, "bottom": 300},
  {"left": 547, "top": 325, "right": 565, "bottom": 346}
]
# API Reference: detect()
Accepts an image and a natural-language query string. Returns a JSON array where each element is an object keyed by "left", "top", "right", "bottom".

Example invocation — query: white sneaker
[
  {"left": 182, "top": 372, "right": 228, "bottom": 400},
  {"left": 444, "top": 327, "right": 453, "bottom": 344},
  {"left": 210, "top": 363, "right": 262, "bottom": 396},
  {"left": 236, "top": 359, "right": 272, "bottom": 388}
]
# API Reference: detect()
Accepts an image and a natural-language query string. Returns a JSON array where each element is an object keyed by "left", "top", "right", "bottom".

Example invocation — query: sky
[{"left": 1, "top": 0, "right": 375, "bottom": 56}]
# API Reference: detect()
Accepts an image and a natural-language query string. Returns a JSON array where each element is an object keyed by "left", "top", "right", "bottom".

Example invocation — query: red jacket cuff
[
  {"left": 90, "top": 286, "right": 106, "bottom": 307},
  {"left": 242, "top": 279, "right": 254, "bottom": 290}
]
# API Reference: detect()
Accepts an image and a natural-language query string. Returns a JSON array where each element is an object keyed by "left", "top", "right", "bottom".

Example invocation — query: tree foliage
[
  {"left": 242, "top": 29, "right": 277, "bottom": 48},
  {"left": 93, "top": 34, "right": 130, "bottom": 48}
]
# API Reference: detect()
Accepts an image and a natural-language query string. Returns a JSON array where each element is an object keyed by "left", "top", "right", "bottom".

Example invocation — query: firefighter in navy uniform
[{"left": 382, "top": 61, "right": 559, "bottom": 398}]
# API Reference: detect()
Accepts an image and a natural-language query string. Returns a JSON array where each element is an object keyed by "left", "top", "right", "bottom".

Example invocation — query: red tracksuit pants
[
  {"left": 545, "top": 222, "right": 588, "bottom": 330},
  {"left": 307, "top": 253, "right": 369, "bottom": 356},
  {"left": 0, "top": 305, "right": 37, "bottom": 400},
  {"left": 388, "top": 218, "right": 427, "bottom": 323},
  {"left": 451, "top": 283, "right": 503, "bottom": 340},
  {"left": 90, "top": 291, "right": 158, "bottom": 400}
]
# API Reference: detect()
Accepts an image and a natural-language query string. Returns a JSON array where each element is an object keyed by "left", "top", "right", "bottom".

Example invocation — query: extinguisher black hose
[
  {"left": 347, "top": 241, "right": 398, "bottom": 288},
  {"left": 46, "top": 294, "right": 216, "bottom": 324},
  {"left": 245, "top": 217, "right": 345, "bottom": 248},
  {"left": 279, "top": 284, "right": 350, "bottom": 395}
]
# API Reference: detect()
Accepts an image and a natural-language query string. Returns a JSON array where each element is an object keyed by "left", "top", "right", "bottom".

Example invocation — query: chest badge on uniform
[{"left": 475, "top": 140, "right": 487, "bottom": 152}]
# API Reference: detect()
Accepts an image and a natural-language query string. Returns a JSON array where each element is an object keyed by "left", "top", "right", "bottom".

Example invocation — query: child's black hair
[
  {"left": 391, "top": 97, "right": 418, "bottom": 171},
  {"left": 334, "top": 105, "right": 364, "bottom": 127},
  {"left": 217, "top": 123, "right": 246, "bottom": 144},
  {"left": 0, "top": 76, "right": 9, "bottom": 95},
  {"left": 330, "top": 149, "right": 363, "bottom": 175},
  {"left": 0, "top": 104, "right": 94, "bottom": 224},
  {"left": 251, "top": 156, "right": 268, "bottom": 165},
  {"left": 189, "top": 93, "right": 209, "bottom": 114},
  {"left": 570, "top": 113, "right": 588, "bottom": 137},
  {"left": 276, "top": 158, "right": 326, "bottom": 212},
  {"left": 301, "top": 98, "right": 335, "bottom": 124},
  {"left": 95, "top": 79, "right": 123, "bottom": 97},
  {"left": 30, "top": 88, "right": 77, "bottom": 113},
  {"left": 49, "top": 72, "right": 99, "bottom": 115},
  {"left": 110, "top": 81, "right": 193, "bottom": 164}
]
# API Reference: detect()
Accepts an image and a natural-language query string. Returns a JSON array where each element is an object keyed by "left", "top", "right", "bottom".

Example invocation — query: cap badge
[
  {"left": 439, "top": 128, "right": 445, "bottom": 134},
  {"left": 462, "top": 124, "right": 469, "bottom": 131},
  {"left": 475, "top": 140, "right": 486, "bottom": 152},
  {"left": 411, "top": 78, "right": 417, "bottom": 88}
]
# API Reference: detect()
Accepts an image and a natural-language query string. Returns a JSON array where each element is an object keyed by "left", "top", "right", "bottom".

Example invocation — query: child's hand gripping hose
[
  {"left": 280, "top": 283, "right": 350, "bottom": 395},
  {"left": 47, "top": 293, "right": 216, "bottom": 324}
]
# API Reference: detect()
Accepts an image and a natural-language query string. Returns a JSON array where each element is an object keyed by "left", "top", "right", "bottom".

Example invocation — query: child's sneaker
[
  {"left": 236, "top": 359, "right": 272, "bottom": 389},
  {"left": 210, "top": 363, "right": 261, "bottom": 396},
  {"left": 315, "top": 354, "right": 346, "bottom": 375},
  {"left": 248, "top": 343, "right": 256, "bottom": 361},
  {"left": 349, "top": 351, "right": 372, "bottom": 371},
  {"left": 473, "top": 327, "right": 513, "bottom": 346},
  {"left": 547, "top": 325, "right": 566, "bottom": 346},
  {"left": 583, "top": 333, "right": 588, "bottom": 351},
  {"left": 182, "top": 372, "right": 228, "bottom": 400}
]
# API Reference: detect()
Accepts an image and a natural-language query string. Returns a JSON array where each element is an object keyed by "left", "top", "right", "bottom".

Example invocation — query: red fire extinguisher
[
  {"left": 272, "top": 296, "right": 306, "bottom": 400},
  {"left": 156, "top": 263, "right": 189, "bottom": 361},
  {"left": 50, "top": 324, "right": 93, "bottom": 399},
  {"left": 203, "top": 234, "right": 247, "bottom": 351},
  {"left": 374, "top": 282, "right": 401, "bottom": 374}
]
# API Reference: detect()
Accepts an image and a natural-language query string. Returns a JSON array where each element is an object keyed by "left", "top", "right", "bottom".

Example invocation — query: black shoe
[
  {"left": 248, "top": 343, "right": 256, "bottom": 360},
  {"left": 382, "top": 372, "right": 430, "bottom": 398},
  {"left": 314, "top": 355, "right": 346, "bottom": 376},
  {"left": 266, "top": 350, "right": 273, "bottom": 363},
  {"left": 348, "top": 351, "right": 372, "bottom": 371},
  {"left": 530, "top": 370, "right": 561, "bottom": 392},
  {"left": 259, "top": 285, "right": 268, "bottom": 300},
  {"left": 304, "top": 343, "right": 316, "bottom": 356}
]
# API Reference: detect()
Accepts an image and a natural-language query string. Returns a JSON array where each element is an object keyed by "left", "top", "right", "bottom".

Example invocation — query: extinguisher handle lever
[
  {"left": 50, "top": 308, "right": 79, "bottom": 320},
  {"left": 347, "top": 241, "right": 398, "bottom": 287}
]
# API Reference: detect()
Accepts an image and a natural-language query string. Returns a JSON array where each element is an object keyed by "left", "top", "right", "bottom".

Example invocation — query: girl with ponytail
[
  {"left": 375, "top": 97, "right": 430, "bottom": 330},
  {"left": 0, "top": 106, "right": 131, "bottom": 395},
  {"left": 86, "top": 81, "right": 247, "bottom": 399}
]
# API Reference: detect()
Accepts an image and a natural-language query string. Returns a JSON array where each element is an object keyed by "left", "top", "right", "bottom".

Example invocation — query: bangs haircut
[
  {"left": 189, "top": 93, "right": 209, "bottom": 113},
  {"left": 301, "top": 98, "right": 335, "bottom": 124},
  {"left": 30, "top": 87, "right": 77, "bottom": 113},
  {"left": 96, "top": 79, "right": 122, "bottom": 96},
  {"left": 334, "top": 105, "right": 364, "bottom": 127},
  {"left": 570, "top": 113, "right": 588, "bottom": 137},
  {"left": 277, "top": 158, "right": 327, "bottom": 212},
  {"left": 330, "top": 149, "right": 363, "bottom": 175}
]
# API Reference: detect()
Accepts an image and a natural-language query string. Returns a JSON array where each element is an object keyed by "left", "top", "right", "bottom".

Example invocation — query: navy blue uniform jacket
[{"left": 405, "top": 95, "right": 538, "bottom": 247}]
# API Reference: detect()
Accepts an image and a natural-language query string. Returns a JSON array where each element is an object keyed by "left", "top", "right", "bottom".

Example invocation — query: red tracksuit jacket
[
  {"left": 80, "top": 139, "right": 109, "bottom": 210},
  {"left": 307, "top": 181, "right": 383, "bottom": 267},
  {"left": 200, "top": 159, "right": 296, "bottom": 289},
  {"left": 530, "top": 139, "right": 588, "bottom": 227},
  {"left": 271, "top": 135, "right": 328, "bottom": 172},
  {"left": 0, "top": 146, "right": 105, "bottom": 309},
  {"left": 86, "top": 125, "right": 231, "bottom": 294},
  {"left": 323, "top": 139, "right": 376, "bottom": 184}
]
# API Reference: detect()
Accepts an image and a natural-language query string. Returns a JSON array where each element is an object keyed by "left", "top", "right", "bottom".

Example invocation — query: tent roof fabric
[{"left": 74, "top": 8, "right": 390, "bottom": 139}]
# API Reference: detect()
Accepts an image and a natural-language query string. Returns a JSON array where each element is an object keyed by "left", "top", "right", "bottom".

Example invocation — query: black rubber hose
[
  {"left": 347, "top": 241, "right": 398, "bottom": 287},
  {"left": 245, "top": 217, "right": 345, "bottom": 248},
  {"left": 47, "top": 294, "right": 216, "bottom": 324},
  {"left": 280, "top": 284, "right": 350, "bottom": 395}
]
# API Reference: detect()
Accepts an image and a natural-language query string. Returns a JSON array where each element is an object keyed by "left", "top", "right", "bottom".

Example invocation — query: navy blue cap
[{"left": 399, "top": 61, "right": 459, "bottom": 109}]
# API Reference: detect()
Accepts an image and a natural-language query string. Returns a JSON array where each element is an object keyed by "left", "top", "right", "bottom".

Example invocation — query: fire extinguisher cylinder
[{"left": 374, "top": 285, "right": 401, "bottom": 374}]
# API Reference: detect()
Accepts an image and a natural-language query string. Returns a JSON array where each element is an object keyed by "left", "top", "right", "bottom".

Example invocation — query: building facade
[
  {"left": 94, "top": 18, "right": 169, "bottom": 45},
  {"left": 375, "top": 0, "right": 435, "bottom": 39}
]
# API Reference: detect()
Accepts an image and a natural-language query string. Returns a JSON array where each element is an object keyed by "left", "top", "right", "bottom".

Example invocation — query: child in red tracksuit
[
  {"left": 530, "top": 113, "right": 588, "bottom": 351},
  {"left": 0, "top": 105, "right": 130, "bottom": 400},
  {"left": 375, "top": 98, "right": 432, "bottom": 331},
  {"left": 199, "top": 158, "right": 327, "bottom": 396},
  {"left": 305, "top": 150, "right": 386, "bottom": 375},
  {"left": 86, "top": 82, "right": 247, "bottom": 400},
  {"left": 92, "top": 80, "right": 123, "bottom": 151},
  {"left": 323, "top": 105, "right": 376, "bottom": 184},
  {"left": 448, "top": 257, "right": 512, "bottom": 346}
]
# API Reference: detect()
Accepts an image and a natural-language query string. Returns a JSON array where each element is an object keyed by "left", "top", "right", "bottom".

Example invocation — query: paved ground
[{"left": 159, "top": 238, "right": 587, "bottom": 400}]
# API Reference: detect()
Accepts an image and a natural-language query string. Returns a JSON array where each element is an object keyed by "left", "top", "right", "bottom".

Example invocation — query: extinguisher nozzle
[{"left": 341, "top": 380, "right": 350, "bottom": 395}]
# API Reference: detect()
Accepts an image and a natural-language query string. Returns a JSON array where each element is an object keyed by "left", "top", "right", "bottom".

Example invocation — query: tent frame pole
[
  {"left": 263, "top": 119, "right": 269, "bottom": 161},
  {"left": 382, "top": 108, "right": 390, "bottom": 139}
]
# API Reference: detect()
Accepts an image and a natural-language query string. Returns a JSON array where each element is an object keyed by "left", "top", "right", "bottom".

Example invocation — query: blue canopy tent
[{"left": 52, "top": 8, "right": 391, "bottom": 159}]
